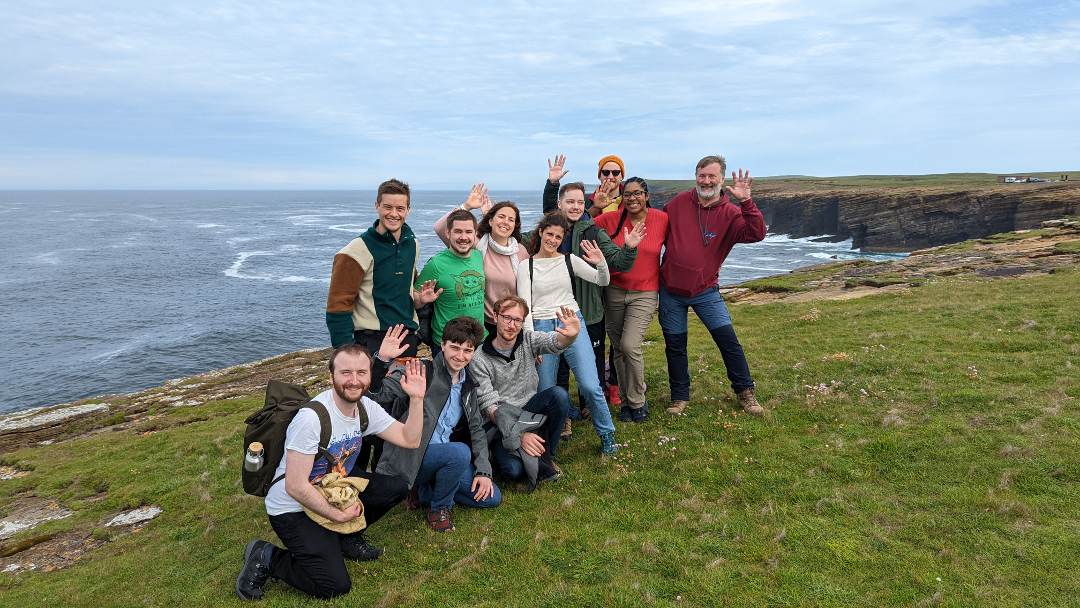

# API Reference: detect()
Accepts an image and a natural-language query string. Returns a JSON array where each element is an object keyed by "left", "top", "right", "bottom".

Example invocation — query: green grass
[
  {"left": 3, "top": 268, "right": 1080, "bottom": 605},
  {"left": 1054, "top": 240, "right": 1080, "bottom": 255}
]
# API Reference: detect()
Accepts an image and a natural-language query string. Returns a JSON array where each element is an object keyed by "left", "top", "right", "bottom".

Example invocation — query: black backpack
[
  {"left": 415, "top": 301, "right": 436, "bottom": 348},
  {"left": 241, "top": 380, "right": 343, "bottom": 497}
]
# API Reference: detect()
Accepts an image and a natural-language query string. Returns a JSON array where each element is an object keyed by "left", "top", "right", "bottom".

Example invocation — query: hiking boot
[
  {"left": 600, "top": 432, "right": 618, "bottom": 455},
  {"left": 341, "top": 532, "right": 383, "bottom": 562},
  {"left": 607, "top": 386, "right": 622, "bottom": 407},
  {"left": 427, "top": 508, "right": 456, "bottom": 532},
  {"left": 617, "top": 405, "right": 632, "bottom": 422},
  {"left": 405, "top": 485, "right": 422, "bottom": 511},
  {"left": 561, "top": 417, "right": 573, "bottom": 439},
  {"left": 736, "top": 388, "right": 765, "bottom": 415},
  {"left": 579, "top": 404, "right": 591, "bottom": 421},
  {"left": 666, "top": 400, "right": 689, "bottom": 415},
  {"left": 235, "top": 539, "right": 273, "bottom": 601},
  {"left": 631, "top": 402, "right": 649, "bottom": 424}
]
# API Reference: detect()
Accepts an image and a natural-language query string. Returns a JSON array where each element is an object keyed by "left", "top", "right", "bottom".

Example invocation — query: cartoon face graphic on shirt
[{"left": 453, "top": 270, "right": 484, "bottom": 300}]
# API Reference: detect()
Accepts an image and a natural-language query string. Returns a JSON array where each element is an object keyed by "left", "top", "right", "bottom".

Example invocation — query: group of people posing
[{"left": 236, "top": 154, "right": 769, "bottom": 601}]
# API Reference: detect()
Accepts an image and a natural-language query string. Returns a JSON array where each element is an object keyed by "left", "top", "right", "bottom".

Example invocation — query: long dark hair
[
  {"left": 526, "top": 211, "right": 572, "bottom": 255},
  {"left": 477, "top": 201, "right": 523, "bottom": 243}
]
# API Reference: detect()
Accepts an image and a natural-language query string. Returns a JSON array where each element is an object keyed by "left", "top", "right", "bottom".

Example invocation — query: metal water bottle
[{"left": 244, "top": 442, "right": 264, "bottom": 472}]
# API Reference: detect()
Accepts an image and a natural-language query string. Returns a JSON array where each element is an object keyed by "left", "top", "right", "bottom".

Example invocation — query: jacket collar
[
  {"left": 481, "top": 331, "right": 524, "bottom": 362},
  {"left": 364, "top": 219, "right": 415, "bottom": 244},
  {"left": 689, "top": 189, "right": 729, "bottom": 209}
]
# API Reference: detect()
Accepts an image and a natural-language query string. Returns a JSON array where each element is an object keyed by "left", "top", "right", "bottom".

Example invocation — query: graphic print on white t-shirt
[{"left": 264, "top": 389, "right": 396, "bottom": 516}]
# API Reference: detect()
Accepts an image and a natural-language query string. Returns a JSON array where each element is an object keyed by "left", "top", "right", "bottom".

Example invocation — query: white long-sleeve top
[{"left": 517, "top": 254, "right": 609, "bottom": 329}]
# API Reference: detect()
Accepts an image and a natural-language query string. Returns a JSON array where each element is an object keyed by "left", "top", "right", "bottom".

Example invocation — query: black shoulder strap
[
  {"left": 529, "top": 256, "right": 534, "bottom": 304},
  {"left": 566, "top": 253, "right": 577, "bottom": 301},
  {"left": 268, "top": 400, "right": 339, "bottom": 490}
]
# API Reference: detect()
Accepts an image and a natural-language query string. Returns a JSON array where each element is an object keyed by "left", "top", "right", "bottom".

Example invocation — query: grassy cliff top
[{"left": 646, "top": 171, "right": 1079, "bottom": 195}]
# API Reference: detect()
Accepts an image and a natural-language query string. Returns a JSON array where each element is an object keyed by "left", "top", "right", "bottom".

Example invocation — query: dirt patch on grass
[{"left": 1, "top": 530, "right": 106, "bottom": 574}]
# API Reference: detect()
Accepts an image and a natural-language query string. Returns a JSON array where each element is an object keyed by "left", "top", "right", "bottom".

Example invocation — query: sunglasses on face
[{"left": 601, "top": 169, "right": 622, "bottom": 177}]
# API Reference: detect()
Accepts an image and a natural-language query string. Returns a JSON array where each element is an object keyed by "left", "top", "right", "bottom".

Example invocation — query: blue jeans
[
  {"left": 414, "top": 442, "right": 502, "bottom": 511},
  {"left": 491, "top": 387, "right": 571, "bottom": 480},
  {"left": 658, "top": 285, "right": 754, "bottom": 400},
  {"left": 534, "top": 311, "right": 615, "bottom": 437}
]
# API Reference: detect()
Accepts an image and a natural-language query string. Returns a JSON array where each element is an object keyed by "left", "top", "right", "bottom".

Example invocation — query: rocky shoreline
[{"left": 1, "top": 220, "right": 1077, "bottom": 456}]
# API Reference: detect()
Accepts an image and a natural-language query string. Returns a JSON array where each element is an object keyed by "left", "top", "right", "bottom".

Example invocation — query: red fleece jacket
[{"left": 659, "top": 190, "right": 767, "bottom": 297}]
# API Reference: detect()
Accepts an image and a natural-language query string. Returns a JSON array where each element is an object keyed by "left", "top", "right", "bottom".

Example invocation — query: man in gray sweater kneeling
[{"left": 469, "top": 295, "right": 576, "bottom": 485}]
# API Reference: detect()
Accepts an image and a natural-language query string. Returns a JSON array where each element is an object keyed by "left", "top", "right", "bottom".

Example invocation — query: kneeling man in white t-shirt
[{"left": 236, "top": 343, "right": 426, "bottom": 601}]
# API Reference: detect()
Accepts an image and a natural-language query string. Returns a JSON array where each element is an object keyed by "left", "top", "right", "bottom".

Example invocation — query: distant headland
[{"left": 647, "top": 172, "right": 1079, "bottom": 251}]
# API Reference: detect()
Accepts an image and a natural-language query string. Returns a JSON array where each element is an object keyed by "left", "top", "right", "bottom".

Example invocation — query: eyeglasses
[
  {"left": 497, "top": 313, "right": 524, "bottom": 326},
  {"left": 624, "top": 190, "right": 648, "bottom": 199},
  {"left": 601, "top": 169, "right": 622, "bottom": 177}
]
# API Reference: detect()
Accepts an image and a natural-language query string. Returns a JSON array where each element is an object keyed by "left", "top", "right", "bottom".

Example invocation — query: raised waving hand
[
  {"left": 724, "top": 169, "right": 754, "bottom": 202},
  {"left": 377, "top": 324, "right": 410, "bottom": 360},
  {"left": 548, "top": 155, "right": 569, "bottom": 183},
  {"left": 463, "top": 183, "right": 488, "bottom": 211},
  {"left": 400, "top": 358, "right": 427, "bottom": 401},
  {"left": 622, "top": 221, "right": 648, "bottom": 249},
  {"left": 415, "top": 280, "right": 443, "bottom": 306},
  {"left": 579, "top": 239, "right": 605, "bottom": 265},
  {"left": 554, "top": 305, "right": 581, "bottom": 340}
]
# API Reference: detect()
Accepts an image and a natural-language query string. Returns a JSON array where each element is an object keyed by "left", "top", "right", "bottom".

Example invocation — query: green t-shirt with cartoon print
[{"left": 415, "top": 248, "right": 487, "bottom": 345}]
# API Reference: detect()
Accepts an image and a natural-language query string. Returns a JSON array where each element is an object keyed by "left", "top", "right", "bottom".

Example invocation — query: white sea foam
[
  {"left": 752, "top": 257, "right": 779, "bottom": 261},
  {"left": 196, "top": 223, "right": 224, "bottom": 228},
  {"left": 32, "top": 252, "right": 61, "bottom": 265},
  {"left": 280, "top": 275, "right": 329, "bottom": 283},
  {"left": 225, "top": 251, "right": 276, "bottom": 281},
  {"left": 288, "top": 212, "right": 358, "bottom": 227},
  {"left": 723, "top": 264, "right": 792, "bottom": 273},
  {"left": 328, "top": 224, "right": 368, "bottom": 233}
]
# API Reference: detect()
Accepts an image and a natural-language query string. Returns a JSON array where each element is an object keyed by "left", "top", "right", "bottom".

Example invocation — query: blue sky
[{"left": 1, "top": 1, "right": 1077, "bottom": 188}]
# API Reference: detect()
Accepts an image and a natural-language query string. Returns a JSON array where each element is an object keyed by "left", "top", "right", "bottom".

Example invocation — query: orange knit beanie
[{"left": 597, "top": 155, "right": 625, "bottom": 178}]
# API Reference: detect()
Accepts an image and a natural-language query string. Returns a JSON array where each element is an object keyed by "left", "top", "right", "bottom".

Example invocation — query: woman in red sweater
[{"left": 594, "top": 178, "right": 669, "bottom": 423}]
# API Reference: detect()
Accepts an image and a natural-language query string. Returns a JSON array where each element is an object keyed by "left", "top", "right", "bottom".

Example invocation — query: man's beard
[
  {"left": 696, "top": 185, "right": 721, "bottom": 200},
  {"left": 333, "top": 378, "right": 369, "bottom": 405}
]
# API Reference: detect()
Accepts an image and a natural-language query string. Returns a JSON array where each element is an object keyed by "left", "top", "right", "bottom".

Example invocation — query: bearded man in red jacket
[{"left": 658, "top": 155, "right": 767, "bottom": 416}]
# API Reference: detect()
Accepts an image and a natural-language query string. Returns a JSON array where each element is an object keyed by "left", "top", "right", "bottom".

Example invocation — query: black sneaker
[
  {"left": 341, "top": 532, "right": 384, "bottom": 562},
  {"left": 632, "top": 402, "right": 650, "bottom": 424},
  {"left": 235, "top": 539, "right": 273, "bottom": 601},
  {"left": 617, "top": 405, "right": 632, "bottom": 422}
]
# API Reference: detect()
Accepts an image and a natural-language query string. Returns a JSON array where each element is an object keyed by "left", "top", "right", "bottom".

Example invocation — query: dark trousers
[
  {"left": 662, "top": 326, "right": 754, "bottom": 401},
  {"left": 267, "top": 470, "right": 408, "bottom": 600},
  {"left": 557, "top": 320, "right": 610, "bottom": 405},
  {"left": 352, "top": 329, "right": 418, "bottom": 472},
  {"left": 490, "top": 387, "right": 571, "bottom": 480}
]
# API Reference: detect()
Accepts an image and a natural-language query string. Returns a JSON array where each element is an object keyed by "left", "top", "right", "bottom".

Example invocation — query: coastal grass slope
[
  {"left": 648, "top": 171, "right": 1079, "bottom": 194},
  {"left": 2, "top": 266, "right": 1079, "bottom": 605}
]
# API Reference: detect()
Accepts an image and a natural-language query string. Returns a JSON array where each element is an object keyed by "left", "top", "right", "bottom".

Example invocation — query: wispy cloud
[{"left": 1, "top": 1, "right": 1077, "bottom": 188}]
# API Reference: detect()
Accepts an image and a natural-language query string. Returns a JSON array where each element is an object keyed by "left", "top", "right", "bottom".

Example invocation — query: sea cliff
[{"left": 649, "top": 175, "right": 1080, "bottom": 251}]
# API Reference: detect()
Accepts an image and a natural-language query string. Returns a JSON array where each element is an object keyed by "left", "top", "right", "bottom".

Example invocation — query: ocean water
[{"left": 0, "top": 191, "right": 905, "bottom": 415}]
